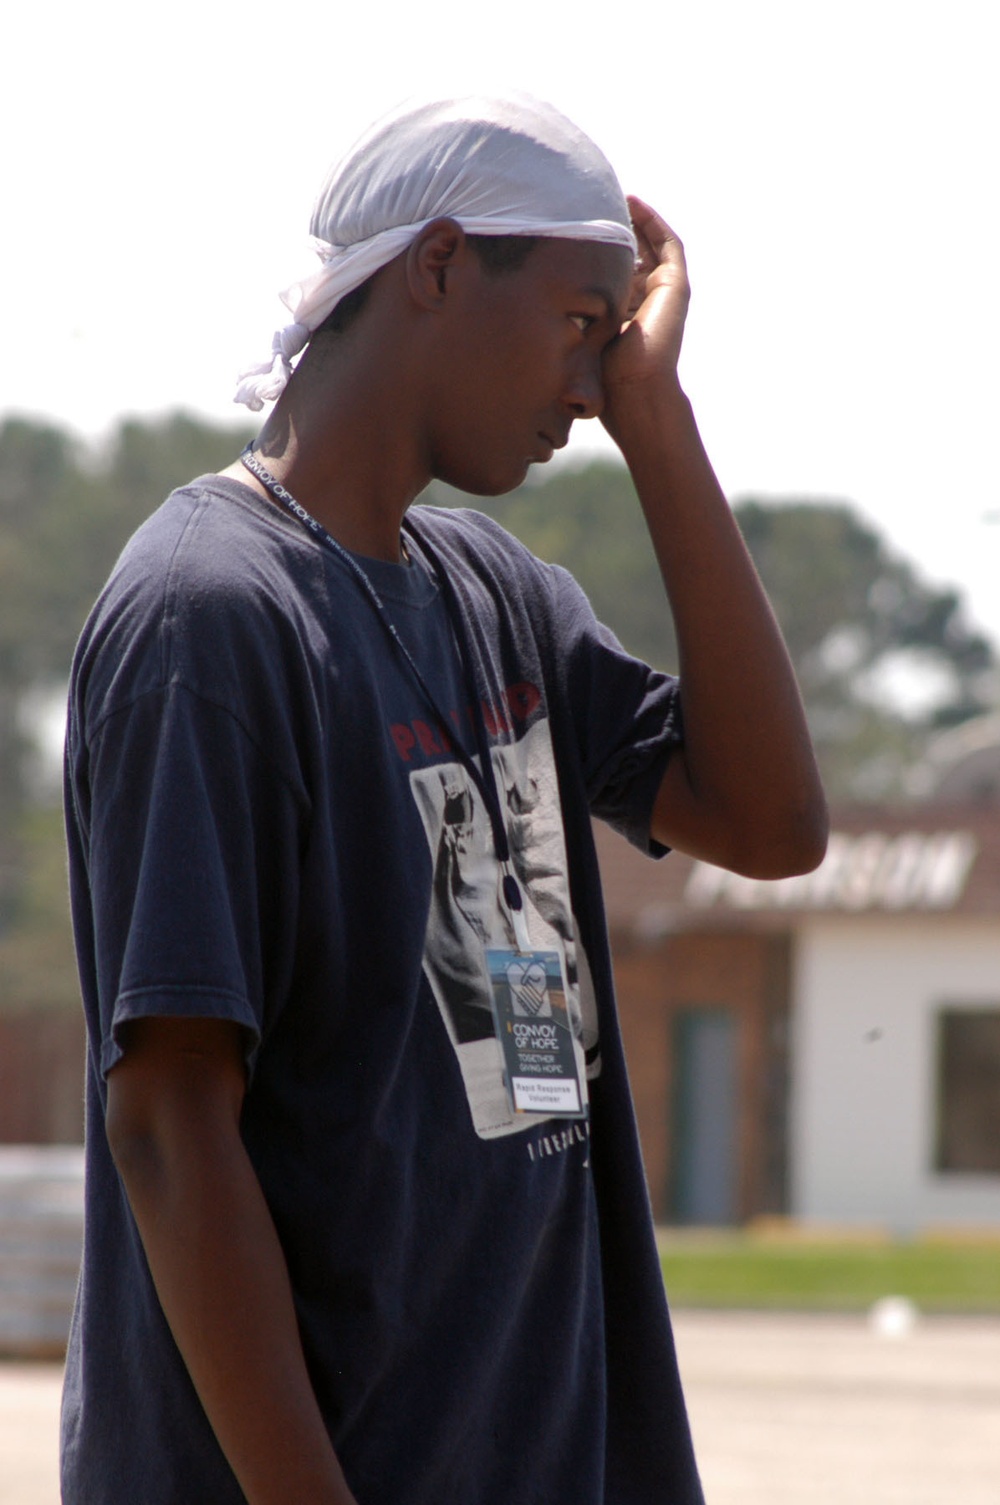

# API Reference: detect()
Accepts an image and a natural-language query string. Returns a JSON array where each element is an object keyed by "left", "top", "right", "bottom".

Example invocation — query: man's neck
[
  {"left": 230, "top": 448, "right": 423, "bottom": 565},
  {"left": 225, "top": 330, "right": 433, "bottom": 563}
]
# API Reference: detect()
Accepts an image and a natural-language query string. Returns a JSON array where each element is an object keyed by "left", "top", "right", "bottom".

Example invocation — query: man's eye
[{"left": 569, "top": 314, "right": 596, "bottom": 334}]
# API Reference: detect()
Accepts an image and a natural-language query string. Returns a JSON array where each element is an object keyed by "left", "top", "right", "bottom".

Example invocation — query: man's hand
[{"left": 600, "top": 197, "right": 691, "bottom": 439}]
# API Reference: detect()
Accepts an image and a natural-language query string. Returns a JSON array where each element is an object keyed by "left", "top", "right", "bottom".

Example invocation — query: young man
[{"left": 61, "top": 95, "right": 826, "bottom": 1503}]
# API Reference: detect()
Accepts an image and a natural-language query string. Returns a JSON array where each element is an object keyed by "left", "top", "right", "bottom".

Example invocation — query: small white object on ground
[{"left": 868, "top": 1295, "right": 919, "bottom": 1337}]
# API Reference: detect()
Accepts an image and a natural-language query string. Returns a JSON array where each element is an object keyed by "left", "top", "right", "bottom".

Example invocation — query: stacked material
[{"left": 0, "top": 1146, "right": 83, "bottom": 1358}]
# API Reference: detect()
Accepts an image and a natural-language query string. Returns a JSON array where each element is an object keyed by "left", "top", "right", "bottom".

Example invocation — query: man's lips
[{"left": 535, "top": 430, "right": 570, "bottom": 460}]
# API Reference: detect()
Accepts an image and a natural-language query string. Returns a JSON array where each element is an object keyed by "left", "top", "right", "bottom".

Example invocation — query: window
[{"left": 935, "top": 1008, "right": 1000, "bottom": 1174}]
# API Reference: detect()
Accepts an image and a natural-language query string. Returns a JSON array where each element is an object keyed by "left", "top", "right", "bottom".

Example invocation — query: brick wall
[{"left": 0, "top": 1011, "right": 86, "bottom": 1143}]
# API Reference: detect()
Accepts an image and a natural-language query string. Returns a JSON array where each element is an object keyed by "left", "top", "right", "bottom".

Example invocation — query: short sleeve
[
  {"left": 81, "top": 682, "right": 306, "bottom": 1079},
  {"left": 548, "top": 563, "right": 683, "bottom": 853}
]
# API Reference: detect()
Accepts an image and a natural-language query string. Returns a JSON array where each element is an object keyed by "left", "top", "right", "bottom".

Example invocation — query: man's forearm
[
  {"left": 107, "top": 1021, "right": 358, "bottom": 1505},
  {"left": 615, "top": 384, "right": 828, "bottom": 875}
]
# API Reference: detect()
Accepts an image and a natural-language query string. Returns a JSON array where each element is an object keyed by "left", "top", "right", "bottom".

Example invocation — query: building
[{"left": 597, "top": 802, "right": 1000, "bottom": 1234}]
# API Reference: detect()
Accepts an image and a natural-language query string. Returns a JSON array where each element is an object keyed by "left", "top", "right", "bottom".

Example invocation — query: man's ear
[{"left": 406, "top": 218, "right": 469, "bottom": 310}]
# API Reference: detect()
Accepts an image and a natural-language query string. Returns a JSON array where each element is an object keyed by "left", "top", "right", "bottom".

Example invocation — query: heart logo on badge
[{"left": 506, "top": 958, "right": 549, "bottom": 1016}]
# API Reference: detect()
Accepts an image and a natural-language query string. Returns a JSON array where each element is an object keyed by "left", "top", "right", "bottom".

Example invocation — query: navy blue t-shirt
[{"left": 61, "top": 475, "right": 703, "bottom": 1504}]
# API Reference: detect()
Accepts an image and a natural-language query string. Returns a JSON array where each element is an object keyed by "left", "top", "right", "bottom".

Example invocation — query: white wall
[{"left": 790, "top": 919, "right": 1000, "bottom": 1232}]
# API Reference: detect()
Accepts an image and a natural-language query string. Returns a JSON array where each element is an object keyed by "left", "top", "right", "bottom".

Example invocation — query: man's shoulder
[
  {"left": 408, "top": 502, "right": 550, "bottom": 591},
  {"left": 119, "top": 473, "right": 308, "bottom": 589},
  {"left": 88, "top": 474, "right": 319, "bottom": 635},
  {"left": 409, "top": 500, "right": 527, "bottom": 548},
  {"left": 72, "top": 475, "right": 323, "bottom": 723},
  {"left": 409, "top": 503, "right": 602, "bottom": 649}
]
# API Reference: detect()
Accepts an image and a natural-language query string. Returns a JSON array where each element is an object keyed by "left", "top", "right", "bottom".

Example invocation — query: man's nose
[{"left": 563, "top": 358, "right": 605, "bottom": 421}]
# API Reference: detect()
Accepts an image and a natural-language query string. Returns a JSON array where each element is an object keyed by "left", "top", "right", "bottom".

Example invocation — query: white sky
[{"left": 5, "top": 0, "right": 999, "bottom": 642}]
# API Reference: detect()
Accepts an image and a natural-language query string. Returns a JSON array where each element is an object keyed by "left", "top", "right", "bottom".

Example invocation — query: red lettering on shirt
[
  {"left": 390, "top": 724, "right": 416, "bottom": 762},
  {"left": 505, "top": 682, "right": 542, "bottom": 721},
  {"left": 413, "top": 720, "right": 445, "bottom": 756},
  {"left": 390, "top": 681, "right": 542, "bottom": 762},
  {"left": 481, "top": 699, "right": 511, "bottom": 736}
]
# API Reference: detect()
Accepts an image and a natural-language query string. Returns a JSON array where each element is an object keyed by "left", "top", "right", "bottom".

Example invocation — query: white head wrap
[{"left": 234, "top": 92, "right": 637, "bottom": 411}]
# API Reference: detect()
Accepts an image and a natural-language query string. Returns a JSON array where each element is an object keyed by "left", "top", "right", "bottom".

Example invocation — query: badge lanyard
[{"left": 240, "top": 448, "right": 533, "bottom": 951}]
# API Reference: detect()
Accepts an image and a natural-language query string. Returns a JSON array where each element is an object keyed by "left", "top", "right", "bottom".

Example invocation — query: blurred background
[{"left": 1, "top": 0, "right": 998, "bottom": 1463}]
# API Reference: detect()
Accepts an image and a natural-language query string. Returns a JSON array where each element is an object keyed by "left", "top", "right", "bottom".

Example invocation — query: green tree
[
  {"left": 733, "top": 499, "right": 995, "bottom": 796},
  {"left": 0, "top": 418, "right": 86, "bottom": 923},
  {"left": 0, "top": 411, "right": 253, "bottom": 940},
  {"left": 453, "top": 466, "right": 996, "bottom": 800}
]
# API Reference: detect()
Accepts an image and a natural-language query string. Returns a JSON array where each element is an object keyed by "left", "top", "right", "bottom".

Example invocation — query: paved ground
[
  {"left": 0, "top": 1361, "right": 61, "bottom": 1504},
  {"left": 675, "top": 1311, "right": 1000, "bottom": 1504},
  {"left": 3, "top": 1311, "right": 999, "bottom": 1503}
]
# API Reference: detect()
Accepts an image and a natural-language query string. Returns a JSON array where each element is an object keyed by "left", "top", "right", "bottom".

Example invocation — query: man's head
[
  {"left": 234, "top": 93, "right": 636, "bottom": 413},
  {"left": 396, "top": 221, "right": 633, "bottom": 495},
  {"left": 293, "top": 213, "right": 633, "bottom": 498}
]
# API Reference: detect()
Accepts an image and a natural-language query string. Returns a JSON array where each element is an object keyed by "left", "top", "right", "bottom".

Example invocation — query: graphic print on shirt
[{"left": 410, "top": 716, "right": 600, "bottom": 1139}]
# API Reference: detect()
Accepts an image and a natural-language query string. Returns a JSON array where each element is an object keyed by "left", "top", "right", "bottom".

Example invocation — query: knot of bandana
[
  {"left": 234, "top": 92, "right": 636, "bottom": 412},
  {"left": 233, "top": 323, "right": 311, "bottom": 413}
]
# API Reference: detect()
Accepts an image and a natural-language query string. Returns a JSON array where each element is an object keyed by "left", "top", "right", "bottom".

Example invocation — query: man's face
[{"left": 424, "top": 237, "right": 634, "bottom": 496}]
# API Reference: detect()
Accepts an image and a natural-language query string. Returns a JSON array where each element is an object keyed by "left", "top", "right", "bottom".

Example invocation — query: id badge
[{"left": 486, "top": 948, "right": 589, "bottom": 1119}]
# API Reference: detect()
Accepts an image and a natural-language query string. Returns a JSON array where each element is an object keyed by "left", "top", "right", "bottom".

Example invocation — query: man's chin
[{"left": 439, "top": 456, "right": 535, "bottom": 499}]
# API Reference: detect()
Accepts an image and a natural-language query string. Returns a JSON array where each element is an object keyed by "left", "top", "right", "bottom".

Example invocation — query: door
[{"left": 670, "top": 1008, "right": 739, "bottom": 1224}]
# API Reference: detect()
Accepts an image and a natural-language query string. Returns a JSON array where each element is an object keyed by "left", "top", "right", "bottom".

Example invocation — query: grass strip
[{"left": 658, "top": 1237, "right": 1000, "bottom": 1312}]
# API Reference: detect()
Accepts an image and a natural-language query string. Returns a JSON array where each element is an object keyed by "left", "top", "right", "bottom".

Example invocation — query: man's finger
[{"left": 627, "top": 194, "right": 686, "bottom": 268}]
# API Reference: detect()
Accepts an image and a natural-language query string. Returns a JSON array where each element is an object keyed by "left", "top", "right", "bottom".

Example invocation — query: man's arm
[
  {"left": 105, "top": 1016, "right": 358, "bottom": 1505},
  {"left": 602, "top": 199, "right": 828, "bottom": 879}
]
